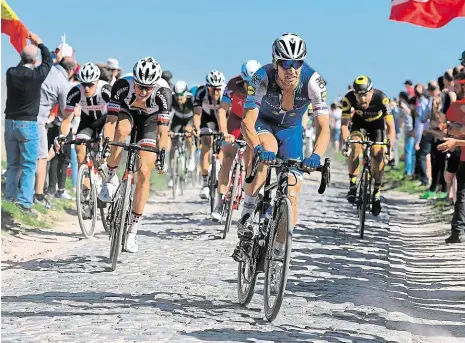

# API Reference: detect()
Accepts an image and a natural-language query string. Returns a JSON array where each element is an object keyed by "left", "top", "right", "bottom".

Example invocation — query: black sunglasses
[{"left": 81, "top": 82, "right": 96, "bottom": 88}]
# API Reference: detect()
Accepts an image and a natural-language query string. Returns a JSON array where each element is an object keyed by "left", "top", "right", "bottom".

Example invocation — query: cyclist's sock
[
  {"left": 241, "top": 194, "right": 258, "bottom": 218},
  {"left": 349, "top": 174, "right": 357, "bottom": 188},
  {"left": 105, "top": 165, "right": 118, "bottom": 181},
  {"left": 128, "top": 211, "right": 142, "bottom": 234},
  {"left": 202, "top": 175, "right": 208, "bottom": 187},
  {"left": 373, "top": 183, "right": 382, "bottom": 199},
  {"left": 215, "top": 191, "right": 223, "bottom": 208}
]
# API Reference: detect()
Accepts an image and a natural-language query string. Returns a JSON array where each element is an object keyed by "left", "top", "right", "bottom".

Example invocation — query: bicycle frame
[{"left": 223, "top": 141, "right": 247, "bottom": 207}]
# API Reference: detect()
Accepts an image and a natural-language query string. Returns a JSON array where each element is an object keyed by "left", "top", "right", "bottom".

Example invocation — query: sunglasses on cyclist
[
  {"left": 277, "top": 59, "right": 304, "bottom": 70},
  {"left": 175, "top": 91, "right": 187, "bottom": 97},
  {"left": 81, "top": 82, "right": 96, "bottom": 88},
  {"left": 208, "top": 86, "right": 222, "bottom": 93},
  {"left": 135, "top": 83, "right": 154, "bottom": 91}
]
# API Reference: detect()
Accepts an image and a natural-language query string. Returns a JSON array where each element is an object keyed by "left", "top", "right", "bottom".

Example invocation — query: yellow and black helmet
[{"left": 353, "top": 75, "right": 373, "bottom": 94}]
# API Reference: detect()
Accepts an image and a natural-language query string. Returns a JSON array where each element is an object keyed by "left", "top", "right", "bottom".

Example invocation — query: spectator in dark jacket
[{"left": 4, "top": 33, "right": 53, "bottom": 214}]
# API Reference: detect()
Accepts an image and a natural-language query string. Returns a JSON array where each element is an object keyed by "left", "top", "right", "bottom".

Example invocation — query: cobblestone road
[{"left": 2, "top": 166, "right": 465, "bottom": 343}]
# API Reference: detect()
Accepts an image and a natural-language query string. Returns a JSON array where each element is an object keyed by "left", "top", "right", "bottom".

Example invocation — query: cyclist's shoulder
[
  {"left": 372, "top": 88, "right": 389, "bottom": 106},
  {"left": 342, "top": 91, "right": 356, "bottom": 106}
]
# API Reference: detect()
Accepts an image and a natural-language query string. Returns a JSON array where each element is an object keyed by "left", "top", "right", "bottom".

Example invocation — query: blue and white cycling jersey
[
  {"left": 244, "top": 63, "right": 329, "bottom": 160},
  {"left": 244, "top": 63, "right": 329, "bottom": 127}
]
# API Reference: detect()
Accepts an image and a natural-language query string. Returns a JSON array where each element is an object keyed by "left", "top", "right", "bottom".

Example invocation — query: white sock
[
  {"left": 105, "top": 165, "right": 118, "bottom": 182},
  {"left": 241, "top": 194, "right": 258, "bottom": 218},
  {"left": 129, "top": 212, "right": 142, "bottom": 234}
]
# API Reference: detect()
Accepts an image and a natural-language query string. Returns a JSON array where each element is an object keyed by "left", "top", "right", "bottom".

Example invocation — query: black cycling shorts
[
  {"left": 110, "top": 111, "right": 158, "bottom": 144},
  {"left": 350, "top": 114, "right": 385, "bottom": 143},
  {"left": 170, "top": 115, "right": 194, "bottom": 133},
  {"left": 76, "top": 114, "right": 107, "bottom": 140}
]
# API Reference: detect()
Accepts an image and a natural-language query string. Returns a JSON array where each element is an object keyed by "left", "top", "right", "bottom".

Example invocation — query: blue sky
[{"left": 2, "top": 0, "right": 464, "bottom": 103}]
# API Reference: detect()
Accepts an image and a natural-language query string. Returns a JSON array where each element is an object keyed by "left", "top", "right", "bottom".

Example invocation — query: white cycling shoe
[
  {"left": 199, "top": 186, "right": 210, "bottom": 200},
  {"left": 125, "top": 232, "right": 138, "bottom": 253},
  {"left": 187, "top": 158, "right": 196, "bottom": 172},
  {"left": 98, "top": 174, "right": 119, "bottom": 203}
]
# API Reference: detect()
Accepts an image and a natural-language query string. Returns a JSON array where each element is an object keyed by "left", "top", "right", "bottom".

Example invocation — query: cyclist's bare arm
[
  {"left": 385, "top": 115, "right": 396, "bottom": 149},
  {"left": 313, "top": 114, "right": 330, "bottom": 156},
  {"left": 241, "top": 108, "right": 260, "bottom": 149},
  {"left": 193, "top": 107, "right": 202, "bottom": 134},
  {"left": 341, "top": 119, "right": 351, "bottom": 144},
  {"left": 60, "top": 110, "right": 74, "bottom": 137},
  {"left": 302, "top": 111, "right": 309, "bottom": 130},
  {"left": 103, "top": 114, "right": 118, "bottom": 141},
  {"left": 217, "top": 102, "right": 230, "bottom": 134}
]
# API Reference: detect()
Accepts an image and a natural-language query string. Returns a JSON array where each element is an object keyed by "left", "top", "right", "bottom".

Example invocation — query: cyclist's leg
[
  {"left": 199, "top": 121, "right": 215, "bottom": 198},
  {"left": 184, "top": 121, "right": 196, "bottom": 170},
  {"left": 99, "top": 112, "right": 132, "bottom": 201},
  {"left": 370, "top": 127, "right": 386, "bottom": 216},
  {"left": 276, "top": 125, "right": 305, "bottom": 228},
  {"left": 75, "top": 127, "right": 93, "bottom": 190},
  {"left": 168, "top": 122, "right": 181, "bottom": 187},
  {"left": 347, "top": 116, "right": 365, "bottom": 202}
]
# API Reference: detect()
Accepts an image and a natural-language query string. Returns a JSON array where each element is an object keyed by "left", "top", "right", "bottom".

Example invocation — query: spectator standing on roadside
[
  {"left": 105, "top": 58, "right": 121, "bottom": 85},
  {"left": 4, "top": 33, "right": 53, "bottom": 215},
  {"left": 405, "top": 80, "right": 416, "bottom": 98},
  {"left": 414, "top": 83, "right": 432, "bottom": 187},
  {"left": 391, "top": 98, "right": 402, "bottom": 168},
  {"left": 399, "top": 91, "right": 416, "bottom": 177},
  {"left": 34, "top": 55, "right": 76, "bottom": 207},
  {"left": 330, "top": 102, "right": 342, "bottom": 151},
  {"left": 439, "top": 71, "right": 465, "bottom": 243}
]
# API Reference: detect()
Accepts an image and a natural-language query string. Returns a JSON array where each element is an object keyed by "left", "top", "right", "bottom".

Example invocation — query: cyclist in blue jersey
[{"left": 232, "top": 33, "right": 331, "bottom": 262}]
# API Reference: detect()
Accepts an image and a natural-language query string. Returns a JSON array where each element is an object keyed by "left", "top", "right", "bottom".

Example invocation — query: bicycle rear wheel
[
  {"left": 76, "top": 164, "right": 97, "bottom": 238},
  {"left": 223, "top": 162, "right": 240, "bottom": 239},
  {"left": 237, "top": 199, "right": 262, "bottom": 305},
  {"left": 210, "top": 156, "right": 217, "bottom": 213},
  {"left": 359, "top": 171, "right": 368, "bottom": 239},
  {"left": 263, "top": 197, "right": 293, "bottom": 322},
  {"left": 172, "top": 149, "right": 179, "bottom": 199},
  {"left": 110, "top": 175, "right": 132, "bottom": 271}
]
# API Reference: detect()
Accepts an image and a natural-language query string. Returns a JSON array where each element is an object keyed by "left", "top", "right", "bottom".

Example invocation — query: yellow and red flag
[{"left": 1, "top": 0, "right": 28, "bottom": 53}]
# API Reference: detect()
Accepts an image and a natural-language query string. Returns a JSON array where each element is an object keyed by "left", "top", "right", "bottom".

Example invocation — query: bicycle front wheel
[
  {"left": 263, "top": 197, "right": 293, "bottom": 322},
  {"left": 359, "top": 171, "right": 369, "bottom": 239},
  {"left": 110, "top": 175, "right": 132, "bottom": 271},
  {"left": 223, "top": 162, "right": 240, "bottom": 239},
  {"left": 76, "top": 164, "right": 97, "bottom": 238}
]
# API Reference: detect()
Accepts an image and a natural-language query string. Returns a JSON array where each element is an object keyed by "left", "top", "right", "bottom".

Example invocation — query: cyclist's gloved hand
[
  {"left": 259, "top": 149, "right": 277, "bottom": 163},
  {"left": 253, "top": 144, "right": 264, "bottom": 156},
  {"left": 224, "top": 133, "right": 235, "bottom": 144},
  {"left": 302, "top": 153, "right": 321, "bottom": 170},
  {"left": 53, "top": 134, "right": 66, "bottom": 153}
]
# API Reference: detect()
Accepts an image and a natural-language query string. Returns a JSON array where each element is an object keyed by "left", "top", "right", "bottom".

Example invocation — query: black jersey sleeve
[
  {"left": 379, "top": 91, "right": 392, "bottom": 118},
  {"left": 193, "top": 86, "right": 206, "bottom": 108},
  {"left": 64, "top": 85, "right": 81, "bottom": 113},
  {"left": 155, "top": 87, "right": 173, "bottom": 125},
  {"left": 101, "top": 83, "right": 112, "bottom": 103},
  {"left": 108, "top": 78, "right": 130, "bottom": 115},
  {"left": 341, "top": 91, "right": 354, "bottom": 121}
]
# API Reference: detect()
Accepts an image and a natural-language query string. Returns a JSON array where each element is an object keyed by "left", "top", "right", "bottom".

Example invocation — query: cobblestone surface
[{"left": 2, "top": 166, "right": 465, "bottom": 343}]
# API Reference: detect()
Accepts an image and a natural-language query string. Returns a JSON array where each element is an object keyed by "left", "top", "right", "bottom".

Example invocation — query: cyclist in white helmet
[
  {"left": 211, "top": 60, "right": 261, "bottom": 221},
  {"left": 57, "top": 62, "right": 112, "bottom": 178},
  {"left": 232, "top": 33, "right": 330, "bottom": 262},
  {"left": 193, "top": 70, "right": 226, "bottom": 200},
  {"left": 98, "top": 56, "right": 172, "bottom": 253},
  {"left": 167, "top": 80, "right": 196, "bottom": 188}
]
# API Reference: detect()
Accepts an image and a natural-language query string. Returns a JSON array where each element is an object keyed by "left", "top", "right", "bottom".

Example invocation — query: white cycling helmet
[
  {"left": 272, "top": 33, "right": 307, "bottom": 61},
  {"left": 241, "top": 60, "right": 261, "bottom": 82},
  {"left": 205, "top": 70, "right": 225, "bottom": 87},
  {"left": 133, "top": 57, "right": 162, "bottom": 86},
  {"left": 174, "top": 80, "right": 188, "bottom": 94},
  {"left": 78, "top": 62, "right": 100, "bottom": 83}
]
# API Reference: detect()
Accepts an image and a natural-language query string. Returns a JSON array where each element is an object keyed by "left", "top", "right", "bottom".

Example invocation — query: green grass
[
  {"left": 1, "top": 160, "right": 7, "bottom": 169},
  {"left": 383, "top": 161, "right": 427, "bottom": 194},
  {"left": 1, "top": 201, "right": 51, "bottom": 228}
]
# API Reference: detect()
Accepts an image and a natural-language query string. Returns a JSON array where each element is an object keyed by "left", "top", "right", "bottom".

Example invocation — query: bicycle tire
[
  {"left": 210, "top": 156, "right": 217, "bottom": 213},
  {"left": 263, "top": 197, "right": 293, "bottom": 322},
  {"left": 76, "top": 164, "right": 97, "bottom": 238},
  {"left": 100, "top": 207, "right": 110, "bottom": 232},
  {"left": 173, "top": 149, "right": 180, "bottom": 199},
  {"left": 223, "top": 162, "right": 240, "bottom": 239},
  {"left": 237, "top": 199, "right": 262, "bottom": 305},
  {"left": 111, "top": 176, "right": 132, "bottom": 271},
  {"left": 359, "top": 171, "right": 368, "bottom": 239},
  {"left": 180, "top": 152, "right": 185, "bottom": 196}
]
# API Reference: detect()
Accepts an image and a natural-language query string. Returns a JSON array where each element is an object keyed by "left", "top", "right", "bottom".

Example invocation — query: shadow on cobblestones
[
  {"left": 1, "top": 290, "right": 263, "bottom": 324},
  {"left": 1, "top": 254, "right": 109, "bottom": 274},
  {"left": 183, "top": 326, "right": 396, "bottom": 343}
]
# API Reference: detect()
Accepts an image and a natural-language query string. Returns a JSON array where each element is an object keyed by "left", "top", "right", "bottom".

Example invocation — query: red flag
[
  {"left": 390, "top": 0, "right": 465, "bottom": 28},
  {"left": 1, "top": 0, "right": 28, "bottom": 53}
]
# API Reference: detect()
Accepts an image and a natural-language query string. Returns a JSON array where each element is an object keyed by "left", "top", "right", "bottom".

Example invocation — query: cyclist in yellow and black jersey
[{"left": 341, "top": 75, "right": 395, "bottom": 216}]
